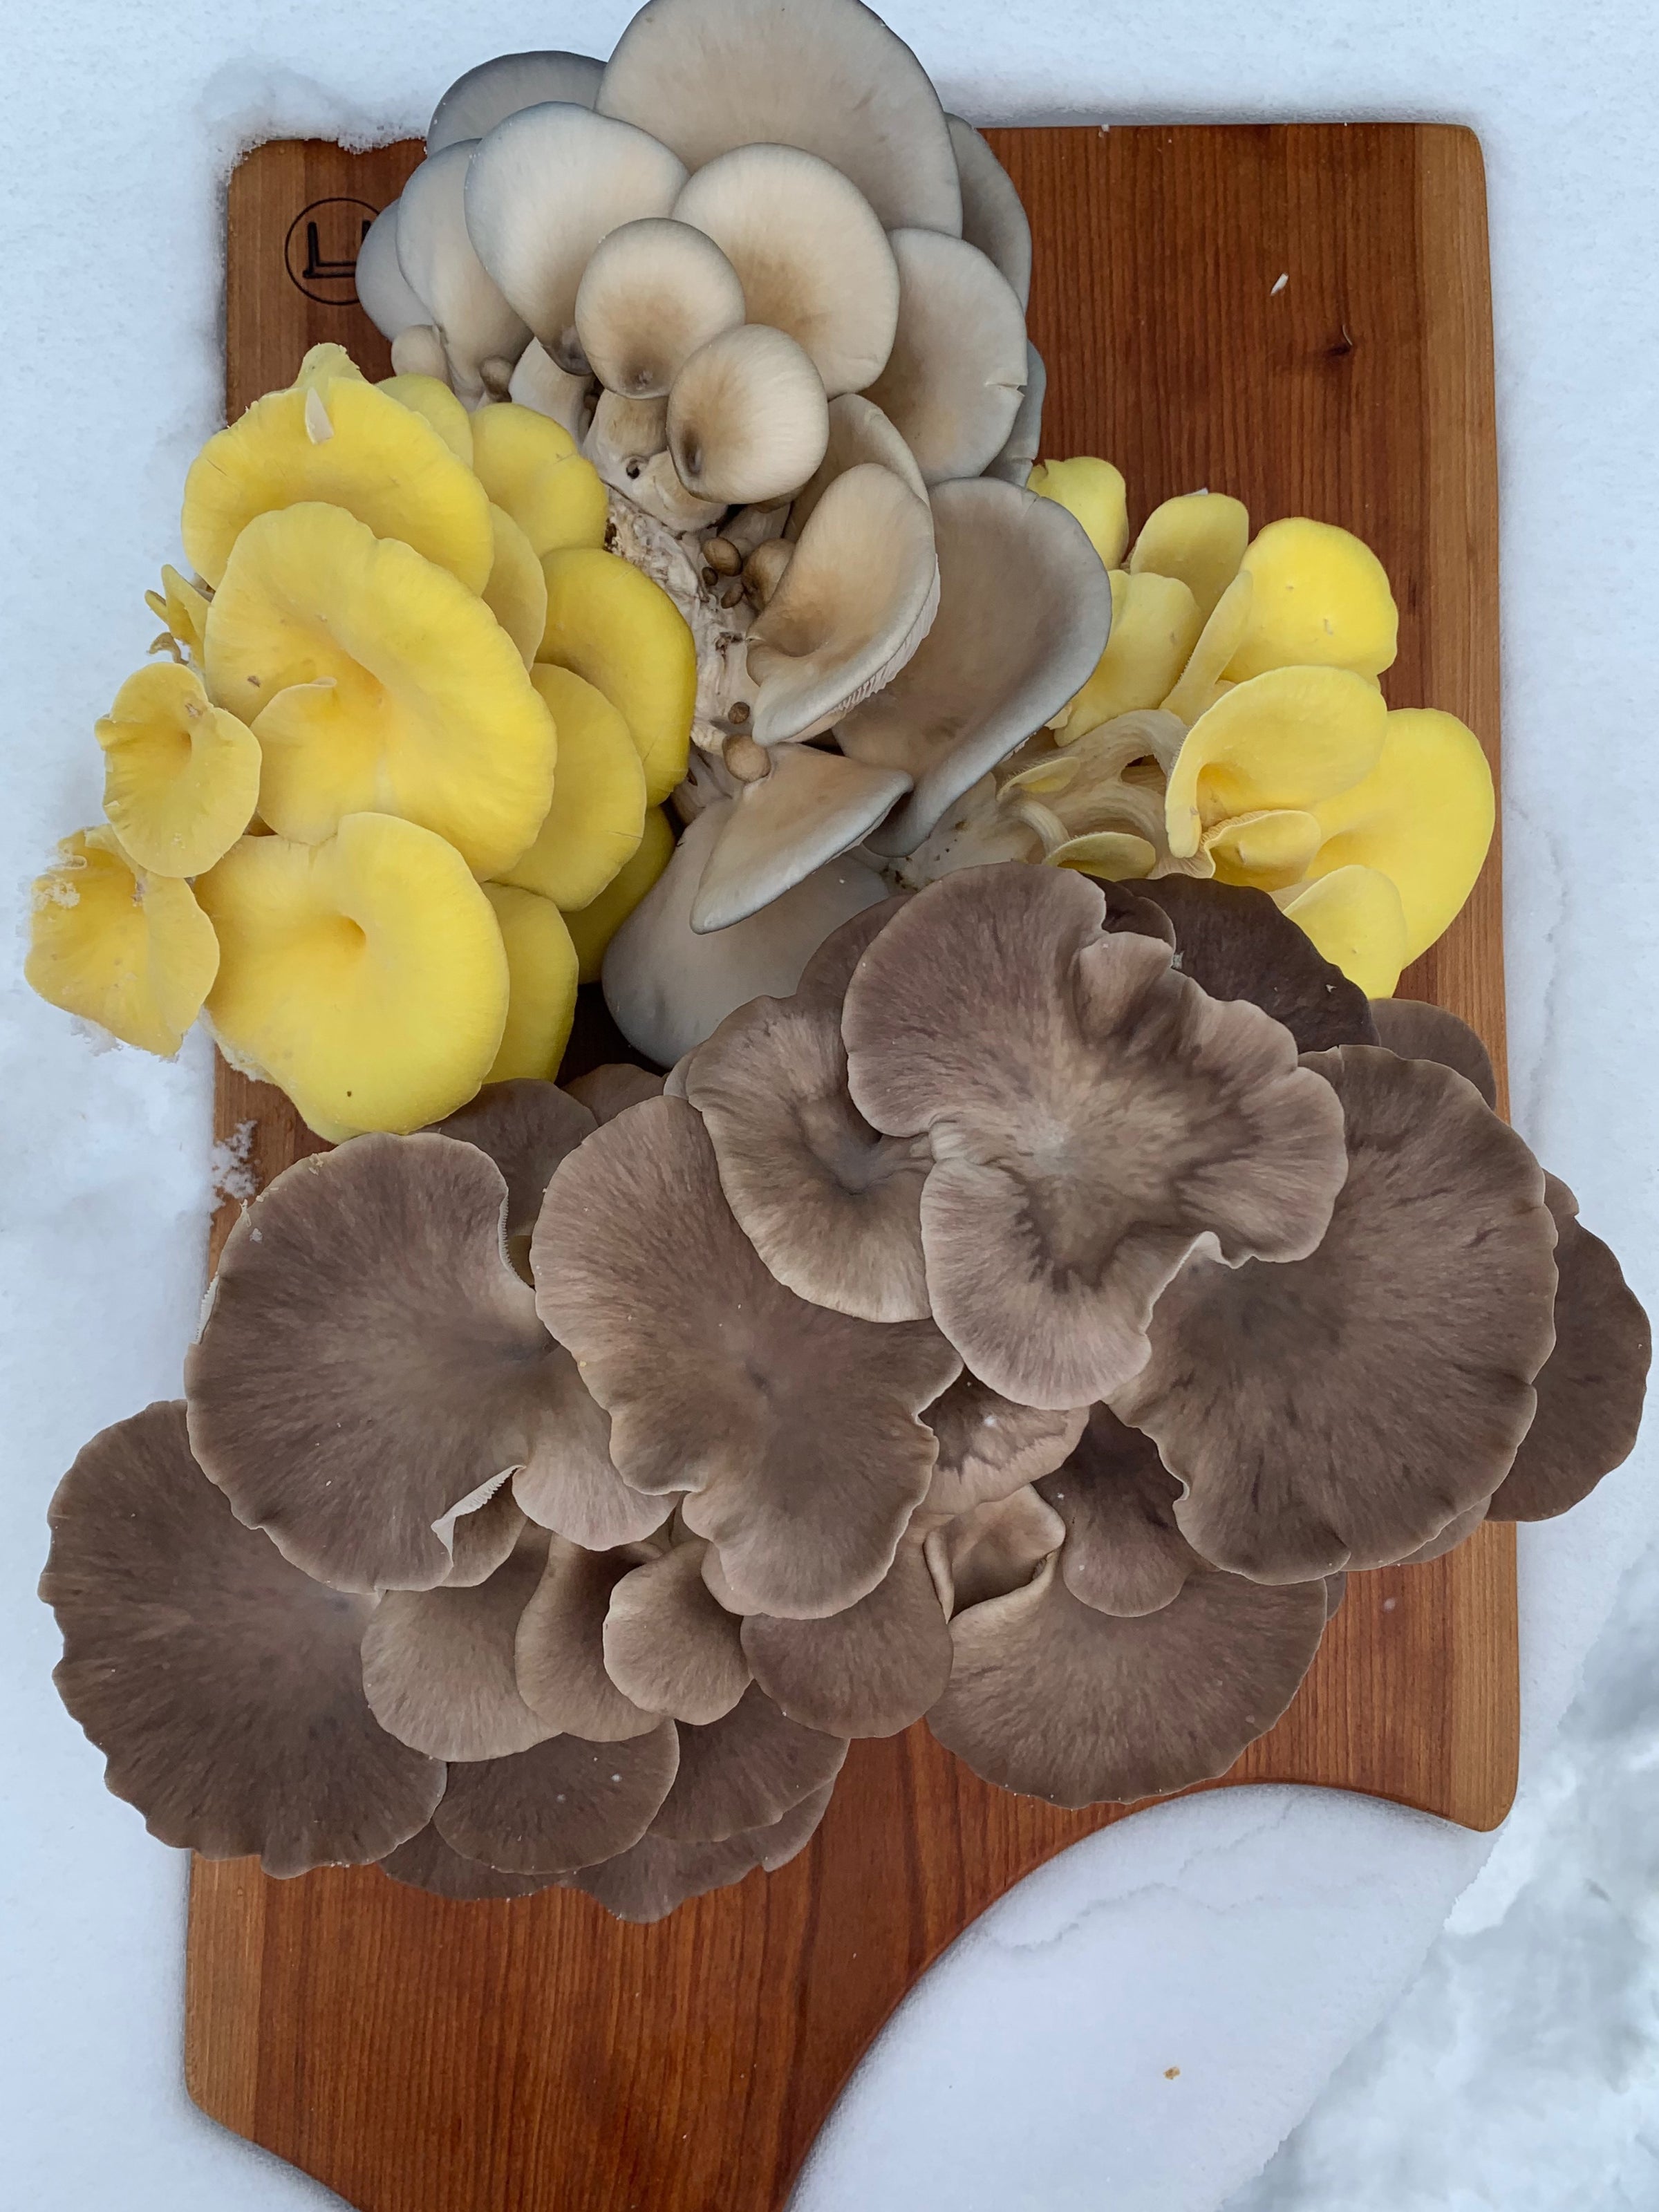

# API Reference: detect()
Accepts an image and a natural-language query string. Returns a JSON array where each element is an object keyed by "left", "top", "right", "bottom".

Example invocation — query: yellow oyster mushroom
[
  {"left": 1164, "top": 665, "right": 1389, "bottom": 861},
  {"left": 470, "top": 404, "right": 608, "bottom": 560},
  {"left": 144, "top": 565, "right": 211, "bottom": 662},
  {"left": 378, "top": 373, "right": 474, "bottom": 464},
  {"left": 1130, "top": 491, "right": 1250, "bottom": 625},
  {"left": 1046, "top": 830, "right": 1157, "bottom": 881},
  {"left": 198, "top": 813, "right": 509, "bottom": 1140},
  {"left": 1282, "top": 865, "right": 1409, "bottom": 999},
  {"left": 482, "top": 505, "right": 550, "bottom": 667},
  {"left": 292, "top": 343, "right": 364, "bottom": 394},
  {"left": 1300, "top": 706, "right": 1494, "bottom": 963},
  {"left": 204, "top": 503, "right": 555, "bottom": 879},
  {"left": 540, "top": 549, "right": 695, "bottom": 807},
  {"left": 482, "top": 883, "right": 579, "bottom": 1080},
  {"left": 1028, "top": 458, "right": 1129, "bottom": 570},
  {"left": 563, "top": 803, "right": 676, "bottom": 984},
  {"left": 1204, "top": 808, "right": 1323, "bottom": 891},
  {"left": 1161, "top": 570, "right": 1253, "bottom": 726},
  {"left": 498, "top": 665, "right": 647, "bottom": 910},
  {"left": 96, "top": 661, "right": 261, "bottom": 878},
  {"left": 1226, "top": 517, "right": 1398, "bottom": 683},
  {"left": 1058, "top": 570, "right": 1202, "bottom": 742},
  {"left": 182, "top": 346, "right": 494, "bottom": 592},
  {"left": 26, "top": 827, "right": 218, "bottom": 1055}
]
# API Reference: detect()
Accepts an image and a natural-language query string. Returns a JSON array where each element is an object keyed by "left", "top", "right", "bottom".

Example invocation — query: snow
[{"left": 4, "top": 1, "right": 1659, "bottom": 2206}]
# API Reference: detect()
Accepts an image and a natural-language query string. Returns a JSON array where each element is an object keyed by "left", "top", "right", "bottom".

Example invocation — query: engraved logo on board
[{"left": 284, "top": 198, "right": 379, "bottom": 305}]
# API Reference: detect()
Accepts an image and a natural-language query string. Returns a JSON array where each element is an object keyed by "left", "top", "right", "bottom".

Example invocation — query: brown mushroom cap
[
  {"left": 602, "top": 1537, "right": 752, "bottom": 1724},
  {"left": 1114, "top": 1046, "right": 1560, "bottom": 1581},
  {"left": 571, "top": 1776, "right": 834, "bottom": 1922},
  {"left": 442, "top": 1478, "right": 528, "bottom": 1587},
  {"left": 532, "top": 1096, "right": 961, "bottom": 1615},
  {"left": 923, "top": 1485, "right": 1066, "bottom": 1616},
  {"left": 432, "top": 1078, "right": 597, "bottom": 1274},
  {"left": 928, "top": 1553, "right": 1328, "bottom": 1807},
  {"left": 564, "top": 1062, "right": 666, "bottom": 1122},
  {"left": 1034, "top": 1407, "right": 1200, "bottom": 1617},
  {"left": 920, "top": 1372, "right": 1087, "bottom": 1518},
  {"left": 650, "top": 1682, "right": 847, "bottom": 1841},
  {"left": 1485, "top": 1174, "right": 1650, "bottom": 1521},
  {"left": 515, "top": 1536, "right": 663, "bottom": 1741},
  {"left": 842, "top": 866, "right": 1350, "bottom": 1409},
  {"left": 1136, "top": 877, "right": 1379, "bottom": 1053},
  {"left": 361, "top": 1532, "right": 554, "bottom": 1760},
  {"left": 41, "top": 1403, "right": 444, "bottom": 1875},
  {"left": 1367, "top": 995, "right": 1497, "bottom": 1107},
  {"left": 378, "top": 1822, "right": 563, "bottom": 1901},
  {"left": 433, "top": 1718, "right": 680, "bottom": 1873},
  {"left": 740, "top": 1531, "right": 951, "bottom": 1737},
  {"left": 508, "top": 1353, "right": 677, "bottom": 1550}
]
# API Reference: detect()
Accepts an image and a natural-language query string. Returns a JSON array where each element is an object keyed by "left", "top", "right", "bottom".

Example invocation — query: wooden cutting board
[{"left": 187, "top": 124, "right": 1511, "bottom": 2212}]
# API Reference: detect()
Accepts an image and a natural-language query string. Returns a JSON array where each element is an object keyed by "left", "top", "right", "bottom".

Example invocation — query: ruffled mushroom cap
[
  {"left": 603, "top": 1536, "right": 752, "bottom": 1724},
  {"left": 480, "top": 883, "right": 579, "bottom": 1080},
  {"left": 565, "top": 803, "right": 677, "bottom": 984},
  {"left": 397, "top": 144, "right": 532, "bottom": 400},
  {"left": 144, "top": 563, "right": 211, "bottom": 660},
  {"left": 572, "top": 1777, "right": 832, "bottom": 1922},
  {"left": 481, "top": 503, "right": 548, "bottom": 664},
  {"left": 1163, "top": 666, "right": 1388, "bottom": 865},
  {"left": 1225, "top": 517, "right": 1398, "bottom": 682},
  {"left": 26, "top": 827, "right": 218, "bottom": 1056},
  {"left": 595, "top": 0, "right": 962, "bottom": 234},
  {"left": 1368, "top": 995, "right": 1497, "bottom": 1106},
  {"left": 95, "top": 662, "right": 260, "bottom": 878},
  {"left": 1113, "top": 1045, "right": 1560, "bottom": 1581},
  {"left": 863, "top": 229, "right": 1028, "bottom": 485},
  {"left": 574, "top": 217, "right": 746, "bottom": 399},
  {"left": 1034, "top": 1407, "right": 1199, "bottom": 1617},
  {"left": 667, "top": 324, "right": 830, "bottom": 507},
  {"left": 41, "top": 1403, "right": 444, "bottom": 1874},
  {"left": 842, "top": 866, "right": 1350, "bottom": 1409},
  {"left": 648, "top": 1683, "right": 847, "bottom": 1842},
  {"left": 740, "top": 1531, "right": 951, "bottom": 1737},
  {"left": 203, "top": 501, "right": 556, "bottom": 877},
  {"left": 688, "top": 743, "right": 911, "bottom": 932},
  {"left": 197, "top": 815, "right": 509, "bottom": 1139},
  {"left": 433, "top": 1719, "right": 681, "bottom": 1873},
  {"left": 428, "top": 50, "right": 604, "bottom": 152},
  {"left": 921, "top": 1373, "right": 1087, "bottom": 1518},
  {"left": 1130, "top": 491, "right": 1251, "bottom": 626},
  {"left": 1134, "top": 877, "right": 1378, "bottom": 1051},
  {"left": 785, "top": 392, "right": 928, "bottom": 542},
  {"left": 947, "top": 116, "right": 1031, "bottom": 308},
  {"left": 515, "top": 1536, "right": 664, "bottom": 1740},
  {"left": 928, "top": 1552, "right": 1327, "bottom": 1808},
  {"left": 469, "top": 402, "right": 608, "bottom": 559},
  {"left": 379, "top": 1823, "right": 561, "bottom": 1901},
  {"left": 433, "top": 1076, "right": 596, "bottom": 1259},
  {"left": 565, "top": 1062, "right": 665, "bottom": 1122},
  {"left": 1029, "top": 457, "right": 1130, "bottom": 570},
  {"left": 673, "top": 144, "right": 900, "bottom": 396},
  {"left": 362, "top": 1531, "right": 555, "bottom": 1759},
  {"left": 539, "top": 547, "right": 696, "bottom": 806},
  {"left": 923, "top": 1485, "right": 1066, "bottom": 1615},
  {"left": 840, "top": 477, "right": 1110, "bottom": 857},
  {"left": 494, "top": 665, "right": 647, "bottom": 913},
  {"left": 532, "top": 1095, "right": 961, "bottom": 1614}
]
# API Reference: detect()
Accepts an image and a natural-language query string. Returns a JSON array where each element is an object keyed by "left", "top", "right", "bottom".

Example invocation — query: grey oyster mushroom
[
  {"left": 427, "top": 50, "right": 605, "bottom": 153},
  {"left": 394, "top": 142, "right": 530, "bottom": 403}
]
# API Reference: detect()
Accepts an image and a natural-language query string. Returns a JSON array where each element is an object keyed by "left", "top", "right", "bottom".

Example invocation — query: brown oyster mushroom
[
  {"left": 650, "top": 1683, "right": 847, "bottom": 1843},
  {"left": 378, "top": 1823, "right": 562, "bottom": 1901},
  {"left": 564, "top": 1062, "right": 665, "bottom": 1122},
  {"left": 603, "top": 1537, "right": 752, "bottom": 1724},
  {"left": 516, "top": 1536, "right": 663, "bottom": 1741},
  {"left": 1367, "top": 996, "right": 1497, "bottom": 1107},
  {"left": 41, "top": 1403, "right": 444, "bottom": 1875},
  {"left": 572, "top": 1776, "right": 834, "bottom": 1923},
  {"left": 740, "top": 1530, "right": 951, "bottom": 1738},
  {"left": 1323, "top": 1573, "right": 1348, "bottom": 1620},
  {"left": 361, "top": 1531, "right": 554, "bottom": 1761},
  {"left": 1034, "top": 1407, "right": 1199, "bottom": 1617},
  {"left": 508, "top": 1349, "right": 675, "bottom": 1550},
  {"left": 1395, "top": 1500, "right": 1490, "bottom": 1567},
  {"left": 924, "top": 1485, "right": 1066, "bottom": 1617},
  {"left": 532, "top": 1096, "right": 962, "bottom": 1615},
  {"left": 432, "top": 1078, "right": 597, "bottom": 1275},
  {"left": 1096, "top": 878, "right": 1179, "bottom": 949},
  {"left": 1136, "top": 877, "right": 1378, "bottom": 1053},
  {"left": 434, "top": 1718, "right": 680, "bottom": 1873},
  {"left": 928, "top": 1554, "right": 1328, "bottom": 1807},
  {"left": 186, "top": 1135, "right": 590, "bottom": 1595},
  {"left": 921, "top": 1371, "right": 1087, "bottom": 1518},
  {"left": 842, "top": 866, "right": 1350, "bottom": 1410},
  {"left": 1113, "top": 1046, "right": 1560, "bottom": 1582},
  {"left": 442, "top": 1475, "right": 527, "bottom": 1586},
  {"left": 1485, "top": 1174, "right": 1650, "bottom": 1521}
]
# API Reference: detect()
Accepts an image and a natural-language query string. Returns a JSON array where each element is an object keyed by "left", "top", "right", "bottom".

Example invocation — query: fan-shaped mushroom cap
[
  {"left": 929, "top": 1552, "right": 1327, "bottom": 1807},
  {"left": 1130, "top": 491, "right": 1251, "bottom": 626},
  {"left": 1134, "top": 876, "right": 1379, "bottom": 1052},
  {"left": 1056, "top": 570, "right": 1201, "bottom": 743},
  {"left": 1163, "top": 665, "right": 1389, "bottom": 864},
  {"left": 947, "top": 116, "right": 1031, "bottom": 308},
  {"left": 924, "top": 1485, "right": 1066, "bottom": 1615},
  {"left": 921, "top": 1375, "right": 1087, "bottom": 1518},
  {"left": 1029, "top": 458, "right": 1130, "bottom": 571},
  {"left": 565, "top": 1062, "right": 665, "bottom": 1122},
  {"left": 515, "top": 1537, "right": 662, "bottom": 1740},
  {"left": 428, "top": 50, "right": 604, "bottom": 152},
  {"left": 495, "top": 666, "right": 647, "bottom": 912},
  {"left": 507, "top": 339, "right": 597, "bottom": 442},
  {"left": 480, "top": 883, "right": 579, "bottom": 1081},
  {"left": 362, "top": 1532, "right": 554, "bottom": 1759},
  {"left": 1368, "top": 996, "right": 1496, "bottom": 1106},
  {"left": 431, "top": 1077, "right": 596, "bottom": 1262},
  {"left": 745, "top": 461, "right": 937, "bottom": 747},
  {"left": 434, "top": 1718, "right": 680, "bottom": 1873},
  {"left": 379, "top": 1823, "right": 561, "bottom": 1900},
  {"left": 354, "top": 203, "right": 429, "bottom": 340},
  {"left": 649, "top": 1683, "right": 847, "bottom": 1841},
  {"left": 985, "top": 341, "right": 1045, "bottom": 486},
  {"left": 689, "top": 744, "right": 911, "bottom": 932},
  {"left": 603, "top": 1537, "right": 752, "bottom": 1724},
  {"left": 1282, "top": 865, "right": 1409, "bottom": 1000},
  {"left": 510, "top": 1366, "right": 677, "bottom": 1550},
  {"left": 863, "top": 229, "right": 1028, "bottom": 486},
  {"left": 539, "top": 546, "right": 696, "bottom": 806},
  {"left": 567, "top": 803, "right": 676, "bottom": 984},
  {"left": 465, "top": 103, "right": 687, "bottom": 369},
  {"left": 481, "top": 503, "right": 547, "bottom": 664},
  {"left": 572, "top": 1777, "right": 832, "bottom": 1922},
  {"left": 1161, "top": 570, "right": 1255, "bottom": 727},
  {"left": 673, "top": 144, "right": 899, "bottom": 397},
  {"left": 378, "top": 370, "right": 475, "bottom": 460},
  {"left": 601, "top": 800, "right": 886, "bottom": 1066},
  {"left": 785, "top": 393, "right": 927, "bottom": 541},
  {"left": 843, "top": 865, "right": 1350, "bottom": 1409},
  {"left": 27, "top": 827, "right": 218, "bottom": 1056},
  {"left": 741, "top": 1530, "right": 950, "bottom": 1738},
  {"left": 1486, "top": 1175, "right": 1650, "bottom": 1522},
  {"left": 573, "top": 216, "right": 746, "bottom": 400},
  {"left": 1035, "top": 1407, "right": 1199, "bottom": 1616},
  {"left": 41, "top": 1403, "right": 444, "bottom": 1875},
  {"left": 144, "top": 562, "right": 210, "bottom": 658},
  {"left": 396, "top": 144, "right": 532, "bottom": 401},
  {"left": 596, "top": 0, "right": 962, "bottom": 234},
  {"left": 1113, "top": 1045, "right": 1559, "bottom": 1581},
  {"left": 470, "top": 401, "right": 608, "bottom": 559},
  {"left": 666, "top": 324, "right": 829, "bottom": 507},
  {"left": 1226, "top": 516, "right": 1398, "bottom": 681},
  {"left": 532, "top": 1095, "right": 961, "bottom": 1614},
  {"left": 839, "top": 476, "right": 1113, "bottom": 857}
]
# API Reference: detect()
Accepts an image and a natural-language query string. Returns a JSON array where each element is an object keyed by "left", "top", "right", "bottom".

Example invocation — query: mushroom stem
[{"left": 722, "top": 733, "right": 773, "bottom": 782}]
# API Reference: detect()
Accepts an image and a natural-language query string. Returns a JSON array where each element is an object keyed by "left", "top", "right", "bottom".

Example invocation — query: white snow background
[{"left": 3, "top": 2, "right": 1657, "bottom": 2206}]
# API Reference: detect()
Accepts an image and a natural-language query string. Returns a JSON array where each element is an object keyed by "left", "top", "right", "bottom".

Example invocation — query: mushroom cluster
[
  {"left": 41, "top": 866, "right": 1648, "bottom": 1917},
  {"left": 26, "top": 343, "right": 691, "bottom": 1135}
]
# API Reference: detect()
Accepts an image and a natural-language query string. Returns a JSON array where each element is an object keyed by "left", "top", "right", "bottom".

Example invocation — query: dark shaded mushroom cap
[
  {"left": 920, "top": 1372, "right": 1087, "bottom": 1518},
  {"left": 433, "top": 1718, "right": 680, "bottom": 1873},
  {"left": 1367, "top": 996, "right": 1497, "bottom": 1107},
  {"left": 571, "top": 1777, "right": 834, "bottom": 1922},
  {"left": 1113, "top": 1046, "right": 1559, "bottom": 1582},
  {"left": 928, "top": 1553, "right": 1328, "bottom": 1807},
  {"left": 532, "top": 1096, "right": 960, "bottom": 1615},
  {"left": 1136, "top": 877, "right": 1378, "bottom": 1052},
  {"left": 602, "top": 1537, "right": 752, "bottom": 1724},
  {"left": 41, "top": 1403, "right": 444, "bottom": 1875},
  {"left": 842, "top": 866, "right": 1350, "bottom": 1409},
  {"left": 564, "top": 1062, "right": 666, "bottom": 1122},
  {"left": 432, "top": 1079, "right": 596, "bottom": 1275},
  {"left": 1485, "top": 1174, "right": 1649, "bottom": 1521},
  {"left": 515, "top": 1536, "right": 663, "bottom": 1741},
  {"left": 361, "top": 1532, "right": 554, "bottom": 1761},
  {"left": 650, "top": 1683, "right": 847, "bottom": 1842},
  {"left": 924, "top": 1485, "right": 1065, "bottom": 1616},
  {"left": 740, "top": 1531, "right": 951, "bottom": 1738},
  {"left": 378, "top": 1821, "right": 564, "bottom": 1900},
  {"left": 1035, "top": 1407, "right": 1201, "bottom": 1617}
]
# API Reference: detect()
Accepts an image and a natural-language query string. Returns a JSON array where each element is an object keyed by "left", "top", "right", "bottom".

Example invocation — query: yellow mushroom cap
[
  {"left": 482, "top": 505, "right": 550, "bottom": 667},
  {"left": 1282, "top": 865, "right": 1409, "bottom": 999},
  {"left": 182, "top": 352, "right": 495, "bottom": 593},
  {"left": 144, "top": 565, "right": 211, "bottom": 660},
  {"left": 377, "top": 373, "right": 475, "bottom": 464},
  {"left": 1165, "top": 665, "right": 1389, "bottom": 860},
  {"left": 1226, "top": 516, "right": 1399, "bottom": 682},
  {"left": 1302, "top": 706, "right": 1494, "bottom": 963},
  {"left": 1130, "top": 491, "right": 1250, "bottom": 626},
  {"left": 198, "top": 813, "right": 509, "bottom": 1140},
  {"left": 497, "top": 665, "right": 647, "bottom": 910},
  {"left": 1027, "top": 458, "right": 1129, "bottom": 570},
  {"left": 26, "top": 827, "right": 219, "bottom": 1056},
  {"left": 563, "top": 803, "right": 676, "bottom": 983},
  {"left": 539, "top": 548, "right": 695, "bottom": 807},
  {"left": 482, "top": 883, "right": 579, "bottom": 1081},
  {"left": 95, "top": 662, "right": 262, "bottom": 879},
  {"left": 1205, "top": 808, "right": 1324, "bottom": 891},
  {"left": 204, "top": 502, "right": 556, "bottom": 878},
  {"left": 469, "top": 403, "right": 608, "bottom": 561},
  {"left": 1046, "top": 830, "right": 1158, "bottom": 881},
  {"left": 1059, "top": 569, "right": 1202, "bottom": 742}
]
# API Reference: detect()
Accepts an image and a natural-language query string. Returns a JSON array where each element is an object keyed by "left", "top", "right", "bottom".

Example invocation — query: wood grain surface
[{"left": 188, "top": 124, "right": 1512, "bottom": 2212}]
